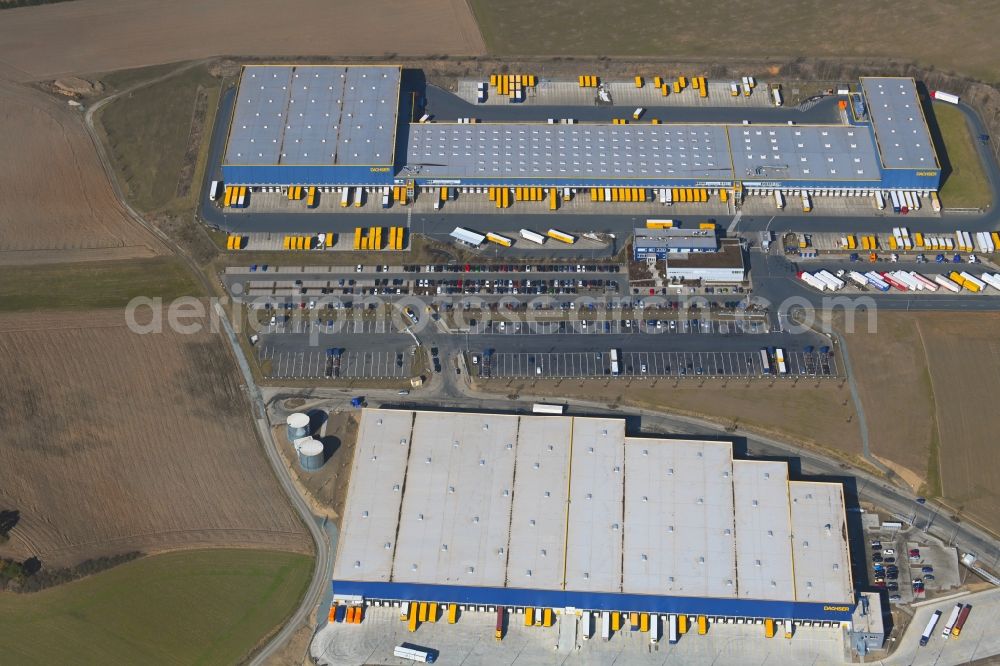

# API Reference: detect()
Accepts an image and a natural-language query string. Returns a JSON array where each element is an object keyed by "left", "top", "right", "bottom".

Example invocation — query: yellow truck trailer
[
  {"left": 698, "top": 615, "right": 708, "bottom": 635},
  {"left": 765, "top": 618, "right": 775, "bottom": 638},
  {"left": 635, "top": 76, "right": 643, "bottom": 88},
  {"left": 448, "top": 604, "right": 458, "bottom": 624}
]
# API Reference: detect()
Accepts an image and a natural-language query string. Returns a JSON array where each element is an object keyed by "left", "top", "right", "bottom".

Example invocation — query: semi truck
[
  {"left": 774, "top": 348, "right": 788, "bottom": 375},
  {"left": 933, "top": 90, "right": 960, "bottom": 105},
  {"left": 799, "top": 272, "right": 827, "bottom": 291},
  {"left": 668, "top": 614, "right": 679, "bottom": 644},
  {"left": 495, "top": 606, "right": 504, "bottom": 641},
  {"left": 951, "top": 604, "right": 972, "bottom": 637},
  {"left": 394, "top": 643, "right": 436, "bottom": 663},
  {"left": 519, "top": 229, "right": 546, "bottom": 245},
  {"left": 943, "top": 604, "right": 963, "bottom": 637},
  {"left": 920, "top": 610, "right": 942, "bottom": 646},
  {"left": 980, "top": 273, "right": 1000, "bottom": 292},
  {"left": 774, "top": 190, "right": 785, "bottom": 209},
  {"left": 934, "top": 274, "right": 962, "bottom": 293},
  {"left": 581, "top": 611, "right": 592, "bottom": 639},
  {"left": 601, "top": 611, "right": 611, "bottom": 640}
]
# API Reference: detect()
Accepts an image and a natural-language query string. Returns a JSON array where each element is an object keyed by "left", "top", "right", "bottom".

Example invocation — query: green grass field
[
  {"left": 0, "top": 550, "right": 313, "bottom": 665},
  {"left": 0, "top": 257, "right": 201, "bottom": 311},
  {"left": 469, "top": 0, "right": 1000, "bottom": 83},
  {"left": 99, "top": 64, "right": 222, "bottom": 213},
  {"left": 931, "top": 103, "right": 992, "bottom": 209}
]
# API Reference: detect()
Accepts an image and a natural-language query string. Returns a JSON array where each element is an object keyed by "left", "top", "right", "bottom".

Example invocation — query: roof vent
[
  {"left": 361, "top": 510, "right": 369, "bottom": 518},
  {"left": 755, "top": 559, "right": 762, "bottom": 567},
  {"left": 441, "top": 544, "right": 448, "bottom": 552},
  {"left": 586, "top": 493, "right": 593, "bottom": 500},
  {"left": 533, "top": 462, "right": 540, "bottom": 470},
  {"left": 544, "top": 491, "right": 551, "bottom": 498},
  {"left": 377, "top": 419, "right": 383, "bottom": 426},
  {"left": 642, "top": 449, "right": 649, "bottom": 456},
  {"left": 583, "top": 572, "right": 590, "bottom": 580},
  {"left": 418, "top": 513, "right": 424, "bottom": 521},
  {"left": 541, "top": 549, "right": 547, "bottom": 557},
  {"left": 699, "top": 557, "right": 705, "bottom": 564},
  {"left": 526, "top": 570, "right": 532, "bottom": 577},
  {"left": 668, "top": 525, "right": 674, "bottom": 533},
  {"left": 612, "top": 523, "right": 620, "bottom": 531},
  {"left": 588, "top": 447, "right": 595, "bottom": 454},
  {"left": 355, "top": 561, "right": 361, "bottom": 568},
  {"left": 425, "top": 457, "right": 432, "bottom": 464},
  {"left": 642, "top": 496, "right": 648, "bottom": 503},
  {"left": 411, "top": 564, "right": 418, "bottom": 571},
  {"left": 393, "top": 484, "right": 400, "bottom": 492},
  {"left": 384, "top": 542, "right": 391, "bottom": 550},
  {"left": 448, "top": 486, "right": 455, "bottom": 494},
  {"left": 641, "top": 554, "right": 648, "bottom": 561},
  {"left": 529, "top": 519, "right": 535, "bottom": 526},
  {"left": 467, "top": 566, "right": 475, "bottom": 574},
  {"left": 473, "top": 516, "right": 480, "bottom": 524},
  {"left": 480, "top": 459, "right": 486, "bottom": 466}
]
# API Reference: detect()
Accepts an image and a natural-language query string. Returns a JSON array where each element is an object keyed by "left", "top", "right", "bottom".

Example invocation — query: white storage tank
[
  {"left": 295, "top": 437, "right": 325, "bottom": 471},
  {"left": 286, "top": 412, "right": 310, "bottom": 441}
]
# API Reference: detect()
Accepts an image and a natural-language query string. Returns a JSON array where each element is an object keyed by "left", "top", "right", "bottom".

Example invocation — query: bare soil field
[
  {"left": 0, "top": 0, "right": 485, "bottom": 82},
  {"left": 0, "top": 310, "right": 312, "bottom": 567},
  {"left": 836, "top": 312, "right": 936, "bottom": 482},
  {"left": 469, "top": 0, "right": 1000, "bottom": 83},
  {"left": 0, "top": 81, "right": 162, "bottom": 263},
  {"left": 472, "top": 376, "right": 863, "bottom": 461},
  {"left": 915, "top": 313, "right": 1000, "bottom": 532}
]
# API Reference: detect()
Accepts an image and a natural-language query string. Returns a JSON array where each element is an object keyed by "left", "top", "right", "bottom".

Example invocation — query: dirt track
[
  {"left": 0, "top": 0, "right": 485, "bottom": 82},
  {"left": 0, "top": 80, "right": 163, "bottom": 263},
  {"left": 0, "top": 310, "right": 312, "bottom": 566}
]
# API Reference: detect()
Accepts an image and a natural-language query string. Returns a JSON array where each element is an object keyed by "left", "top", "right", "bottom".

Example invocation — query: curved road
[{"left": 79, "top": 69, "right": 333, "bottom": 665}]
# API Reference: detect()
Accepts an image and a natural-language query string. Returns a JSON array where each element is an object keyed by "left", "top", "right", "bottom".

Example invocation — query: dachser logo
[
  {"left": 370, "top": 167, "right": 391, "bottom": 173},
  {"left": 823, "top": 605, "right": 851, "bottom": 612},
  {"left": 916, "top": 171, "right": 939, "bottom": 177}
]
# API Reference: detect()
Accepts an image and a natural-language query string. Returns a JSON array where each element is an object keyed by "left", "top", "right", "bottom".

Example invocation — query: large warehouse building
[
  {"left": 222, "top": 66, "right": 940, "bottom": 197},
  {"left": 331, "top": 409, "right": 856, "bottom": 623}
]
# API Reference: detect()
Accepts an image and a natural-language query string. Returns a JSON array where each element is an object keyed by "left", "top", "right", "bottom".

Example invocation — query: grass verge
[
  {"left": 0, "top": 549, "right": 313, "bottom": 666},
  {"left": 931, "top": 103, "right": 991, "bottom": 209},
  {"left": 0, "top": 257, "right": 201, "bottom": 311},
  {"left": 98, "top": 63, "right": 223, "bottom": 213}
]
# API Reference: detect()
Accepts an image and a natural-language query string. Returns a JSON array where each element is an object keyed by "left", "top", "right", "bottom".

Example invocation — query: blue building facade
[{"left": 331, "top": 580, "right": 856, "bottom": 623}]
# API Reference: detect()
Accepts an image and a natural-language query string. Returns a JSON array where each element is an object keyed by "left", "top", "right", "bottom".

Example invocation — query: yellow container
[
  {"left": 635, "top": 76, "right": 643, "bottom": 88},
  {"left": 448, "top": 604, "right": 457, "bottom": 624},
  {"left": 525, "top": 608, "right": 534, "bottom": 626}
]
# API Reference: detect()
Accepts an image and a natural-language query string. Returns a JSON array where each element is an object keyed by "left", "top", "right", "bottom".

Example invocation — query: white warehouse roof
[{"left": 332, "top": 409, "right": 854, "bottom": 605}]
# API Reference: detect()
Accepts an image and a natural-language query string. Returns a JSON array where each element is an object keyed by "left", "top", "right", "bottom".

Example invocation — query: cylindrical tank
[
  {"left": 286, "top": 413, "right": 310, "bottom": 441},
  {"left": 295, "top": 437, "right": 325, "bottom": 471}
]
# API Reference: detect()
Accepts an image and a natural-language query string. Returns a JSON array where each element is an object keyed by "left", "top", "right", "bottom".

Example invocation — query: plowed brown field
[
  {"left": 0, "top": 0, "right": 485, "bottom": 82},
  {"left": 916, "top": 313, "right": 1000, "bottom": 531},
  {"left": 0, "top": 81, "right": 162, "bottom": 264},
  {"left": 0, "top": 310, "right": 312, "bottom": 567}
]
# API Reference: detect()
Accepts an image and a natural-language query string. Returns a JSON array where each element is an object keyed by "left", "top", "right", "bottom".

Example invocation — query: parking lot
[
  {"left": 258, "top": 346, "right": 413, "bottom": 379},
  {"left": 481, "top": 349, "right": 837, "bottom": 379},
  {"left": 262, "top": 317, "right": 404, "bottom": 335},
  {"left": 864, "top": 525, "right": 961, "bottom": 606},
  {"left": 467, "top": 318, "right": 768, "bottom": 336}
]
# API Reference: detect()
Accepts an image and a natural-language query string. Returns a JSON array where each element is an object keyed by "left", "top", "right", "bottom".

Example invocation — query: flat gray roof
[
  {"left": 565, "top": 418, "right": 626, "bottom": 592},
  {"left": 507, "top": 416, "right": 573, "bottom": 590},
  {"left": 225, "top": 65, "right": 400, "bottom": 167},
  {"left": 333, "top": 409, "right": 854, "bottom": 605},
  {"left": 623, "top": 438, "right": 736, "bottom": 597},
  {"left": 405, "top": 123, "right": 734, "bottom": 180},
  {"left": 391, "top": 412, "right": 518, "bottom": 588},
  {"left": 789, "top": 481, "right": 853, "bottom": 603},
  {"left": 634, "top": 228, "right": 719, "bottom": 251},
  {"left": 331, "top": 409, "right": 413, "bottom": 582},
  {"left": 732, "top": 461, "right": 795, "bottom": 601},
  {"left": 728, "top": 124, "right": 880, "bottom": 182},
  {"left": 861, "top": 77, "right": 938, "bottom": 170}
]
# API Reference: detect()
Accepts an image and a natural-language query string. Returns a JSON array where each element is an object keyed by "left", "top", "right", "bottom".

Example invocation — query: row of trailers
[
  {"left": 352, "top": 226, "right": 406, "bottom": 251},
  {"left": 766, "top": 189, "right": 940, "bottom": 213},
  {"left": 382, "top": 598, "right": 801, "bottom": 646},
  {"left": 450, "top": 227, "right": 575, "bottom": 248},
  {"left": 801, "top": 268, "right": 1000, "bottom": 294},
  {"left": 920, "top": 603, "right": 973, "bottom": 647}
]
